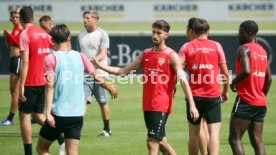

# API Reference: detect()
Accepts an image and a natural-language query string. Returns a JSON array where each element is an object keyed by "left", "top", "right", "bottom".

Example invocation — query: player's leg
[
  {"left": 204, "top": 97, "right": 221, "bottom": 155},
  {"left": 9, "top": 73, "right": 20, "bottom": 116},
  {"left": 247, "top": 106, "right": 267, "bottom": 155},
  {"left": 188, "top": 123, "right": 200, "bottom": 155},
  {"left": 159, "top": 137, "right": 176, "bottom": 155},
  {"left": 228, "top": 116, "right": 250, "bottom": 155},
  {"left": 18, "top": 86, "right": 36, "bottom": 155},
  {"left": 64, "top": 116, "right": 83, "bottom": 155},
  {"left": 36, "top": 136, "right": 54, "bottom": 155},
  {"left": 83, "top": 83, "right": 93, "bottom": 115},
  {"left": 199, "top": 118, "right": 209, "bottom": 155},
  {"left": 159, "top": 114, "right": 176, "bottom": 155},
  {"left": 1, "top": 57, "right": 20, "bottom": 125},
  {"left": 37, "top": 114, "right": 64, "bottom": 155},
  {"left": 94, "top": 83, "right": 111, "bottom": 136},
  {"left": 207, "top": 122, "right": 220, "bottom": 155},
  {"left": 228, "top": 96, "right": 253, "bottom": 155},
  {"left": 186, "top": 97, "right": 202, "bottom": 155},
  {"left": 248, "top": 121, "right": 266, "bottom": 155},
  {"left": 147, "top": 137, "right": 160, "bottom": 155}
]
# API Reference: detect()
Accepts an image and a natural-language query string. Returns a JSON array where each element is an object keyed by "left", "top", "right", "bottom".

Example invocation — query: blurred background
[{"left": 1, "top": 0, "right": 275, "bottom": 74}]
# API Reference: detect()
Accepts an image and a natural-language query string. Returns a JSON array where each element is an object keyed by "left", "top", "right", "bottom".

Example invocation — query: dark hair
[
  {"left": 50, "top": 24, "right": 70, "bottom": 44},
  {"left": 187, "top": 17, "right": 198, "bottom": 30},
  {"left": 39, "top": 15, "right": 52, "bottom": 23},
  {"left": 20, "top": 6, "right": 33, "bottom": 23},
  {"left": 152, "top": 20, "right": 170, "bottom": 33},
  {"left": 240, "top": 20, "right": 258, "bottom": 35},
  {"left": 193, "top": 18, "right": 209, "bottom": 35}
]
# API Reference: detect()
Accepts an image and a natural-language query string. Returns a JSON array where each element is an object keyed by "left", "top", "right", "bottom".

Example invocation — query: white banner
[{"left": 0, "top": 1, "right": 275, "bottom": 22}]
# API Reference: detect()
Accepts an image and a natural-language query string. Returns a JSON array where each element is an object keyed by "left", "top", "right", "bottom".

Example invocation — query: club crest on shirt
[{"left": 158, "top": 58, "right": 165, "bottom": 65}]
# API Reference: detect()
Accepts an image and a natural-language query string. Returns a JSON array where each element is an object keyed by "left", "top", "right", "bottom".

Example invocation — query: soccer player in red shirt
[
  {"left": 228, "top": 20, "right": 272, "bottom": 155},
  {"left": 93, "top": 20, "right": 199, "bottom": 155},
  {"left": 18, "top": 6, "right": 64, "bottom": 155},
  {"left": 185, "top": 17, "right": 210, "bottom": 155},
  {"left": 179, "top": 18, "right": 229, "bottom": 155},
  {"left": 1, "top": 7, "right": 23, "bottom": 126}
]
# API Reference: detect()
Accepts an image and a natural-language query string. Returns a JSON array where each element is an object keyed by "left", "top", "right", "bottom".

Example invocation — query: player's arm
[
  {"left": 95, "top": 31, "right": 109, "bottom": 62},
  {"left": 95, "top": 47, "right": 107, "bottom": 62},
  {"left": 230, "top": 46, "right": 250, "bottom": 92},
  {"left": 219, "top": 63, "right": 229, "bottom": 103},
  {"left": 262, "top": 61, "right": 272, "bottom": 95},
  {"left": 45, "top": 73, "right": 55, "bottom": 127},
  {"left": 91, "top": 72, "right": 118, "bottom": 99},
  {"left": 19, "top": 51, "right": 29, "bottom": 102},
  {"left": 169, "top": 52, "right": 199, "bottom": 121},
  {"left": 44, "top": 55, "right": 56, "bottom": 127},
  {"left": 81, "top": 53, "right": 118, "bottom": 99},
  {"left": 93, "top": 53, "right": 142, "bottom": 75}
]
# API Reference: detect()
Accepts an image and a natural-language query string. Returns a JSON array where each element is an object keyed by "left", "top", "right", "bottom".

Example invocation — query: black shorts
[
  {"left": 231, "top": 96, "right": 267, "bottom": 122},
  {"left": 9, "top": 56, "right": 20, "bottom": 75},
  {"left": 39, "top": 115, "right": 83, "bottom": 141},
  {"left": 144, "top": 111, "right": 169, "bottom": 141},
  {"left": 186, "top": 96, "right": 221, "bottom": 125},
  {"left": 18, "top": 86, "right": 45, "bottom": 113}
]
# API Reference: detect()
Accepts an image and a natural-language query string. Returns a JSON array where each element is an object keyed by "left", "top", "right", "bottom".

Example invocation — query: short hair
[
  {"left": 240, "top": 20, "right": 258, "bottom": 35},
  {"left": 50, "top": 24, "right": 70, "bottom": 44},
  {"left": 193, "top": 18, "right": 210, "bottom": 35},
  {"left": 20, "top": 6, "right": 33, "bottom": 23},
  {"left": 83, "top": 10, "right": 99, "bottom": 21},
  {"left": 9, "top": 7, "right": 20, "bottom": 15},
  {"left": 187, "top": 17, "right": 198, "bottom": 30},
  {"left": 39, "top": 15, "right": 52, "bottom": 23},
  {"left": 152, "top": 20, "right": 170, "bottom": 33}
]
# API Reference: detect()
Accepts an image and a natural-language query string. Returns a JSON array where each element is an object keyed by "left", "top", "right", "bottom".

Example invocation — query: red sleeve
[
  {"left": 178, "top": 43, "right": 188, "bottom": 68},
  {"left": 215, "top": 42, "right": 226, "bottom": 64},
  {"left": 19, "top": 30, "right": 29, "bottom": 52},
  {"left": 44, "top": 54, "right": 56, "bottom": 75},
  {"left": 80, "top": 53, "right": 95, "bottom": 74}
]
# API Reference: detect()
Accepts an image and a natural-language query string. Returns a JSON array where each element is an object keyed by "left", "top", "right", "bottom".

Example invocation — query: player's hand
[
  {"left": 221, "top": 92, "right": 229, "bottom": 103},
  {"left": 47, "top": 114, "right": 55, "bottom": 128},
  {"left": 230, "top": 83, "right": 237, "bottom": 92},
  {"left": 109, "top": 85, "right": 118, "bottom": 99},
  {"left": 19, "top": 85, "right": 27, "bottom": 102},
  {"left": 92, "top": 57, "right": 100, "bottom": 68},
  {"left": 189, "top": 105, "right": 199, "bottom": 122}
]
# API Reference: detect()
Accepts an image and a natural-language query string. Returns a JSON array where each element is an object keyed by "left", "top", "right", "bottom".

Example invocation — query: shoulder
[
  {"left": 143, "top": 47, "right": 153, "bottom": 53},
  {"left": 96, "top": 28, "right": 109, "bottom": 37},
  {"left": 45, "top": 53, "right": 55, "bottom": 62},
  {"left": 78, "top": 29, "right": 87, "bottom": 37}
]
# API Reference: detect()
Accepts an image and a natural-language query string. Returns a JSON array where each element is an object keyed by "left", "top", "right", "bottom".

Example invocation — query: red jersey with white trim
[
  {"left": 20, "top": 25, "right": 51, "bottom": 86},
  {"left": 11, "top": 25, "right": 23, "bottom": 44},
  {"left": 236, "top": 42, "right": 267, "bottom": 106},
  {"left": 179, "top": 39, "right": 226, "bottom": 98},
  {"left": 142, "top": 47, "right": 176, "bottom": 114}
]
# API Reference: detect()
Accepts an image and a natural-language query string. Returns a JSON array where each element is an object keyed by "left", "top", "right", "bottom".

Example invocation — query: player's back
[
  {"left": 180, "top": 39, "right": 224, "bottom": 98},
  {"left": 20, "top": 25, "right": 51, "bottom": 86}
]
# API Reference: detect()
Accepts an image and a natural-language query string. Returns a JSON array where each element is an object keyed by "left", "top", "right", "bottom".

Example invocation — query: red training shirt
[
  {"left": 142, "top": 47, "right": 176, "bottom": 114},
  {"left": 236, "top": 42, "right": 268, "bottom": 106},
  {"left": 179, "top": 39, "right": 226, "bottom": 98},
  {"left": 20, "top": 25, "right": 52, "bottom": 86}
]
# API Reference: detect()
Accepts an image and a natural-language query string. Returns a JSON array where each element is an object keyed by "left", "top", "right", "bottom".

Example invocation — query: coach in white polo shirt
[{"left": 77, "top": 10, "right": 111, "bottom": 137}]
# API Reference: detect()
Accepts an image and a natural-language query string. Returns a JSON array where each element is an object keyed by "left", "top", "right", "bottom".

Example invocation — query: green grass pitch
[{"left": 0, "top": 77, "right": 275, "bottom": 155}]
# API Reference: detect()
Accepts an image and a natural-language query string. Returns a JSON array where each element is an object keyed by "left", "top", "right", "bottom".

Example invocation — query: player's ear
[
  {"left": 165, "top": 32, "right": 169, "bottom": 39},
  {"left": 67, "top": 36, "right": 71, "bottom": 42}
]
